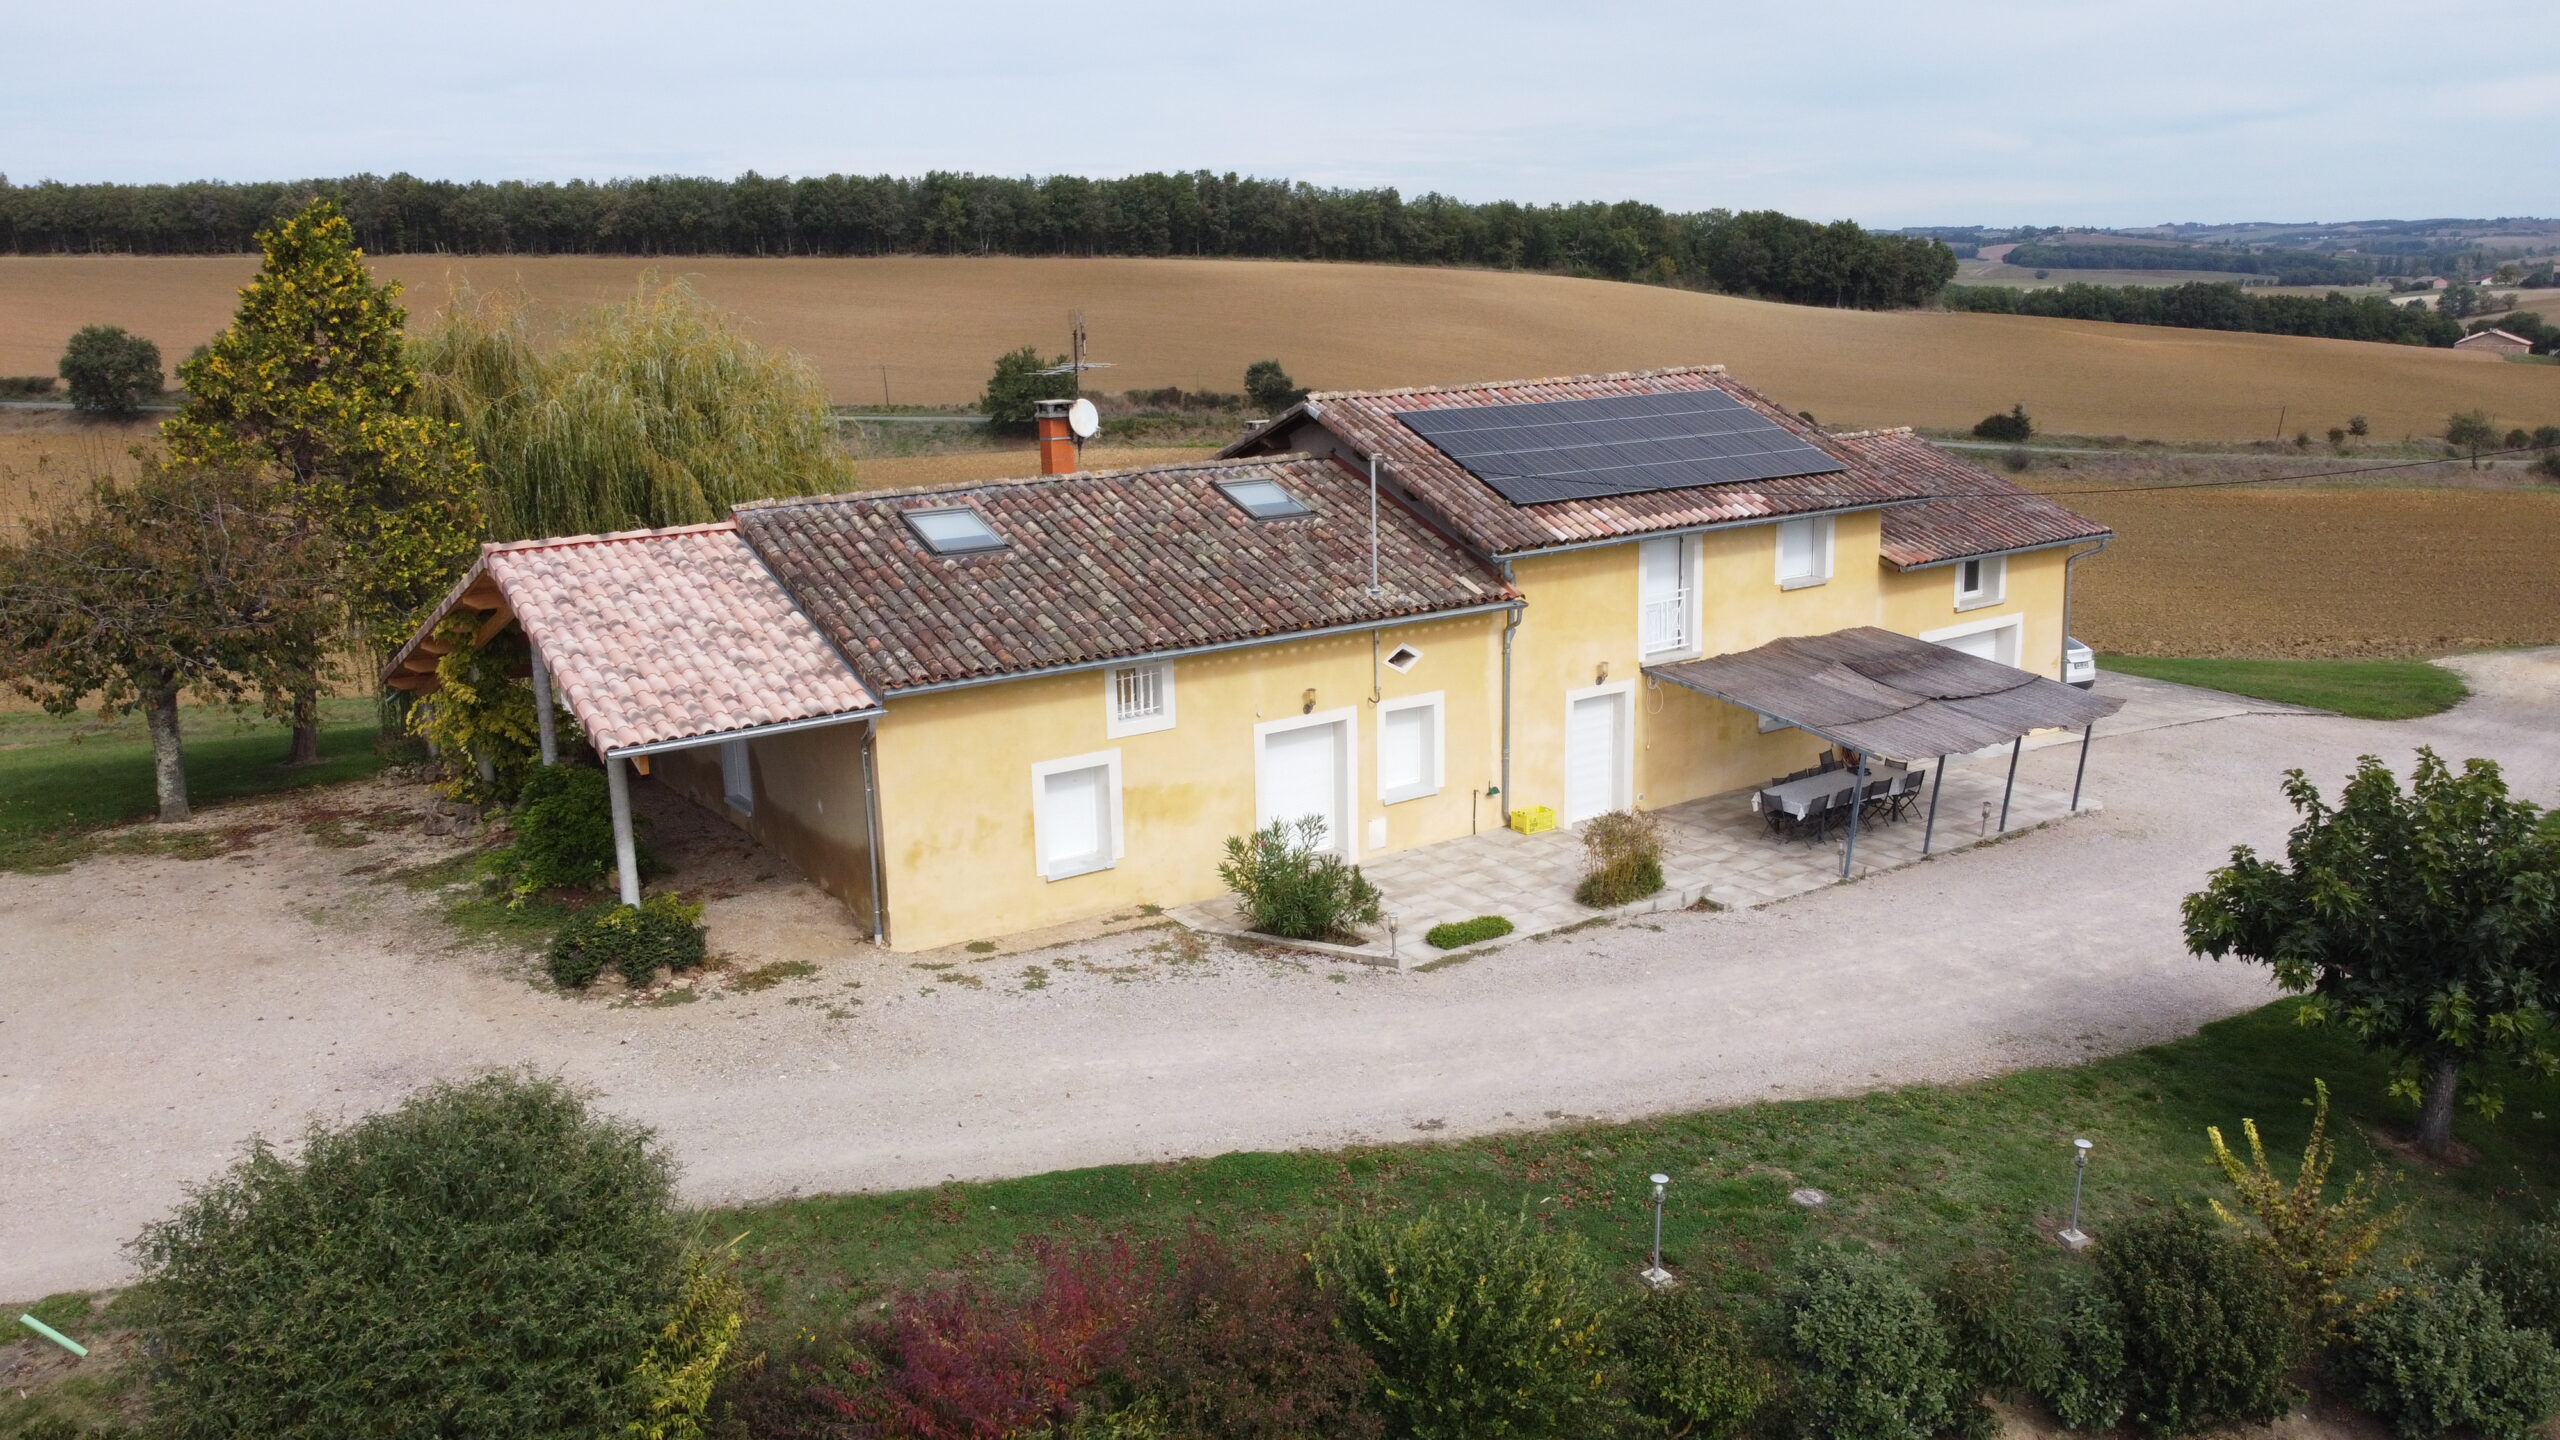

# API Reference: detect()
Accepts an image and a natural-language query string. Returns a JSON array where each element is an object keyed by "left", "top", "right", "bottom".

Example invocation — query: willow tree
[
  {"left": 163, "top": 199, "right": 483, "bottom": 762},
  {"left": 2184, "top": 750, "right": 2560, "bottom": 1159},
  {"left": 414, "top": 278, "right": 849, "bottom": 541}
]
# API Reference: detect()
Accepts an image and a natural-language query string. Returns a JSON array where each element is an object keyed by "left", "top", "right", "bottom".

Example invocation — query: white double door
[
  {"left": 1563, "top": 686, "right": 1631, "bottom": 825},
  {"left": 1258, "top": 715, "right": 1351, "bottom": 854}
]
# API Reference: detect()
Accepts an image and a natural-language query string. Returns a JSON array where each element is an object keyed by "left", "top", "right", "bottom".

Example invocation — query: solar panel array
[{"left": 1392, "top": 389, "right": 1846, "bottom": 506}]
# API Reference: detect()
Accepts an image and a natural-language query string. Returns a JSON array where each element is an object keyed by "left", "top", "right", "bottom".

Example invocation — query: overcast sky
[{"left": 7, "top": 0, "right": 2552, "bottom": 228}]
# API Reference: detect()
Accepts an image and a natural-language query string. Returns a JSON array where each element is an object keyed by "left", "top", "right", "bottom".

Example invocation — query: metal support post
[
  {"left": 2070, "top": 723, "right": 2094, "bottom": 812},
  {"left": 1921, "top": 753, "right": 1946, "bottom": 856},
  {"left": 530, "top": 645, "right": 558, "bottom": 766},
  {"left": 1998, "top": 735, "right": 2022, "bottom": 832},
  {"left": 1838, "top": 752, "right": 1870, "bottom": 880}
]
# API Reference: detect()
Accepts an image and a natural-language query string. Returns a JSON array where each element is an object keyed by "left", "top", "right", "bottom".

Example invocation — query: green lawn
[
  {"left": 2099, "top": 655, "right": 2470, "bottom": 719},
  {"left": 0, "top": 698, "right": 387, "bottom": 869},
  {"left": 718, "top": 1001, "right": 2560, "bottom": 1337}
]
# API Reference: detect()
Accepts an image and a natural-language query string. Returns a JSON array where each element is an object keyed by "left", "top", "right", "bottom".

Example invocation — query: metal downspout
[
  {"left": 860, "top": 718, "right": 889, "bottom": 946},
  {"left": 1497, "top": 566, "right": 1522, "bottom": 817},
  {"left": 2061, "top": 536, "right": 2112, "bottom": 672}
]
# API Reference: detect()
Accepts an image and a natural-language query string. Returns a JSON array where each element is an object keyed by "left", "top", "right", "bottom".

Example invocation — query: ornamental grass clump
[
  {"left": 1575, "top": 808, "right": 1665, "bottom": 908},
  {"left": 1315, "top": 1204, "right": 1609, "bottom": 1440},
  {"left": 125, "top": 1072, "right": 730, "bottom": 1440},
  {"left": 1218, "top": 816, "right": 1382, "bottom": 942},
  {"left": 549, "top": 893, "right": 707, "bottom": 988}
]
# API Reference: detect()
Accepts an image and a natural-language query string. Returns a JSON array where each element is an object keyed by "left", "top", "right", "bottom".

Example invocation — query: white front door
[
  {"left": 1260, "top": 719, "right": 1347, "bottom": 852},
  {"left": 1563, "top": 689, "right": 1628, "bottom": 824}
]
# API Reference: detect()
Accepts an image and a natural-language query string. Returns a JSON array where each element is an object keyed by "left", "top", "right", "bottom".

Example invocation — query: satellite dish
[{"left": 1067, "top": 398, "right": 1100, "bottom": 440}]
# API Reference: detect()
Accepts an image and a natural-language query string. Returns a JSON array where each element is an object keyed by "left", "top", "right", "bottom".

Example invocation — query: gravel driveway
[{"left": 6, "top": 651, "right": 2555, "bottom": 1300}]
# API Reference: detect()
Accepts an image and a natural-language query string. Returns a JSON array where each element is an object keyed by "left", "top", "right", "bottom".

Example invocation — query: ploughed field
[{"left": 5, "top": 253, "right": 2559, "bottom": 442}]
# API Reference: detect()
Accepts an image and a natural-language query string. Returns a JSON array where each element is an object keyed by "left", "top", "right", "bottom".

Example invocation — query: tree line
[
  {"left": 1942, "top": 281, "right": 2464, "bottom": 346},
  {"left": 2004, "top": 242, "right": 2373, "bottom": 287},
  {"left": 0, "top": 170, "right": 1958, "bottom": 307}
]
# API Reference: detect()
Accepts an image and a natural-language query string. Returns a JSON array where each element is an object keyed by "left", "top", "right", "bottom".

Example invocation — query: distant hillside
[{"left": 4, "top": 253, "right": 2552, "bottom": 442}]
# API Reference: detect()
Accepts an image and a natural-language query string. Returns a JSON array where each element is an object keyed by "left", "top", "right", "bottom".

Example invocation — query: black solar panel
[{"left": 1393, "top": 390, "right": 1846, "bottom": 506}]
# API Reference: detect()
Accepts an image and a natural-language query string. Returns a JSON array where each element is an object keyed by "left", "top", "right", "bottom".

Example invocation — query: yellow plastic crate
[{"left": 1509, "top": 804, "right": 1557, "bottom": 835}]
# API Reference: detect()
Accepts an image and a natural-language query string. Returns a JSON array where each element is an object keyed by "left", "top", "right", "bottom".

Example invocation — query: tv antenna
[{"left": 1037, "top": 310, "right": 1115, "bottom": 398}]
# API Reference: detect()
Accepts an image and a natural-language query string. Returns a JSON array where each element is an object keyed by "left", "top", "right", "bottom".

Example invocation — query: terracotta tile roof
[
  {"left": 426, "top": 522, "right": 879, "bottom": 755},
  {"left": 733, "top": 455, "right": 1516, "bottom": 693},
  {"left": 1834, "top": 429, "right": 2112, "bottom": 568},
  {"left": 1228, "top": 366, "right": 1931, "bottom": 556}
]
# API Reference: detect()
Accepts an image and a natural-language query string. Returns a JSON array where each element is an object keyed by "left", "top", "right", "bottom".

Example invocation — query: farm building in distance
[
  {"left": 2454, "top": 328, "right": 2535, "bottom": 355},
  {"left": 387, "top": 367, "right": 2114, "bottom": 951}
]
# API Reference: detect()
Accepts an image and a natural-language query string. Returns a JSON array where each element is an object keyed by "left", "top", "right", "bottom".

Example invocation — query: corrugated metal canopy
[{"left": 1646, "top": 626, "right": 2123, "bottom": 762}]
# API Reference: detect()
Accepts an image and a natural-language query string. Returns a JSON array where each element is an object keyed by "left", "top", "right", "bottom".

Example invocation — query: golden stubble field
[{"left": 3, "top": 254, "right": 2556, "bottom": 442}]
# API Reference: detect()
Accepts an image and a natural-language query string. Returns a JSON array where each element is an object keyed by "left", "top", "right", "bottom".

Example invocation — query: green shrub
[
  {"left": 1424, "top": 914, "right": 1514, "bottom": 950},
  {"left": 1933, "top": 1252, "right": 2057, "bottom": 1399},
  {"left": 0, "top": 374, "right": 55, "bottom": 398},
  {"left": 1970, "top": 405, "right": 2033, "bottom": 443},
  {"left": 126, "top": 1072, "right": 692, "bottom": 1440},
  {"left": 1781, "top": 1247, "right": 1973, "bottom": 1440},
  {"left": 59, "top": 324, "right": 162, "bottom": 416},
  {"left": 1315, "top": 1204, "right": 1608, "bottom": 1440},
  {"left": 2341, "top": 1267, "right": 2560, "bottom": 1440},
  {"left": 2480, "top": 1218, "right": 2560, "bottom": 1336},
  {"left": 549, "top": 893, "right": 707, "bottom": 989},
  {"left": 2038, "top": 1274, "right": 2128, "bottom": 1432},
  {"left": 1574, "top": 809, "right": 1665, "bottom": 908},
  {"left": 1219, "top": 816, "right": 1383, "bottom": 942},
  {"left": 500, "top": 763, "right": 622, "bottom": 901},
  {"left": 1615, "top": 1284, "right": 1776, "bottom": 1440},
  {"left": 2099, "top": 1207, "right": 2295, "bottom": 1437}
]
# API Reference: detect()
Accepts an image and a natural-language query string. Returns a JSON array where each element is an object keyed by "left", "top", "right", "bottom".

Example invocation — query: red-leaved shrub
[
  {"left": 1120, "top": 1231, "right": 1381, "bottom": 1440},
  {"left": 820, "top": 1239, "right": 1158, "bottom": 1439}
]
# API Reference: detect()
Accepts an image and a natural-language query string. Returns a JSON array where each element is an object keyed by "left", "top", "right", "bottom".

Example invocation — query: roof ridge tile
[{"left": 1305, "top": 364, "right": 1727, "bottom": 403}]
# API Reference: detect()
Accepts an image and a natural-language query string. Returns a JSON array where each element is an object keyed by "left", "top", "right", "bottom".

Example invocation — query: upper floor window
[
  {"left": 1774, "top": 517, "right": 1834, "bottom": 589},
  {"left": 1955, "top": 555, "right": 2007, "bottom": 609},
  {"left": 1638, "top": 535, "right": 1696, "bottom": 657},
  {"left": 1105, "top": 660, "right": 1175, "bottom": 737}
]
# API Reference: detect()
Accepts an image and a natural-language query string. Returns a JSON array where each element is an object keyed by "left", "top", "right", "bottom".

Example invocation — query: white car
[{"left": 2063, "top": 636, "right": 2097, "bottom": 689}]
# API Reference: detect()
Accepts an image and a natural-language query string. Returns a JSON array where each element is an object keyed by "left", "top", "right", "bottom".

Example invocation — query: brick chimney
[{"left": 1033, "top": 398, "right": 1077, "bottom": 476}]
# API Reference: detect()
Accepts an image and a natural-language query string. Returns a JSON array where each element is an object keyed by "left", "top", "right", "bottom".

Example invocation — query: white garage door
[
  {"left": 1260, "top": 720, "right": 1346, "bottom": 852},
  {"left": 1563, "top": 690, "right": 1627, "bottom": 824},
  {"left": 1936, "top": 622, "right": 2019, "bottom": 666}
]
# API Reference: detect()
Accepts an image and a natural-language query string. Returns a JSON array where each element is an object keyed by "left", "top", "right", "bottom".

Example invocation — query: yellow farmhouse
[{"left": 388, "top": 366, "right": 2111, "bottom": 952}]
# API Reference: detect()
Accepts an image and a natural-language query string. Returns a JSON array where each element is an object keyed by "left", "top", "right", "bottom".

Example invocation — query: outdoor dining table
[{"left": 1751, "top": 762, "right": 1909, "bottom": 819}]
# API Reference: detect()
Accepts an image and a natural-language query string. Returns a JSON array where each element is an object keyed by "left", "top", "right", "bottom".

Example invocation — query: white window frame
[
  {"left": 1561, "top": 679, "right": 1637, "bottom": 822},
  {"left": 1104, "top": 660, "right": 1176, "bottom": 738},
  {"left": 1921, "top": 613, "right": 2025, "bottom": 668},
  {"left": 1253, "top": 707, "right": 1360, "bottom": 859},
  {"left": 1953, "top": 554, "right": 2007, "bottom": 611},
  {"left": 1030, "top": 748, "right": 1125, "bottom": 881},
  {"left": 718, "top": 738, "right": 754, "bottom": 815},
  {"left": 1636, "top": 535, "right": 1700, "bottom": 659},
  {"left": 1773, "top": 516, "right": 1836, "bottom": 590},
  {"left": 1375, "top": 691, "right": 1445, "bottom": 805}
]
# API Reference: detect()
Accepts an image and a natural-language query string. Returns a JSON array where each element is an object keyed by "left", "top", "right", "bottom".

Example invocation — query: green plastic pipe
[{"left": 18, "top": 1312, "right": 87, "bottom": 1357}]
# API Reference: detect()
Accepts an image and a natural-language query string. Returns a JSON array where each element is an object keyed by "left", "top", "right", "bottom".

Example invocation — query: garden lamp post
[
  {"left": 2059, "top": 1138, "right": 2093, "bottom": 1251},
  {"left": 1641, "top": 1173, "right": 1675, "bottom": 1288}
]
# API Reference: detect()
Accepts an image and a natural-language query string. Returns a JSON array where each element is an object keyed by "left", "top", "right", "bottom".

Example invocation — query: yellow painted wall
[
  {"left": 651, "top": 719, "right": 883, "bottom": 934},
  {"left": 1501, "top": 516, "right": 2084, "bottom": 817},
  {"left": 870, "top": 612, "right": 1509, "bottom": 951}
]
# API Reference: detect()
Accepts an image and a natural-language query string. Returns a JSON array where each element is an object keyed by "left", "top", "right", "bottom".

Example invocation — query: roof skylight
[
  {"left": 903, "top": 506, "right": 1006, "bottom": 555},
  {"left": 1216, "top": 478, "right": 1313, "bottom": 520}
]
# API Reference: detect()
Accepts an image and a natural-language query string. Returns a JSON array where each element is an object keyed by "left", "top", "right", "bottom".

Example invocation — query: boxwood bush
[
  {"left": 2341, "top": 1266, "right": 2560, "bottom": 1440},
  {"left": 125, "top": 1073, "right": 712, "bottom": 1440},
  {"left": 548, "top": 893, "right": 707, "bottom": 988},
  {"left": 1616, "top": 1284, "right": 1776, "bottom": 1440},
  {"left": 2480, "top": 1218, "right": 2560, "bottom": 1337},
  {"left": 1423, "top": 914, "right": 1513, "bottom": 950},
  {"left": 498, "top": 763, "right": 621, "bottom": 902},
  {"left": 2099, "top": 1207, "right": 2295, "bottom": 1437},
  {"left": 1781, "top": 1246, "right": 1974, "bottom": 1440},
  {"left": 2038, "top": 1273, "right": 2130, "bottom": 1432},
  {"left": 1315, "top": 1204, "right": 1608, "bottom": 1440}
]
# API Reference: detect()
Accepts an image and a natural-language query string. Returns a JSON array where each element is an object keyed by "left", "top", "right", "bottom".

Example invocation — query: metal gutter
[
  {"left": 875, "top": 600, "right": 1522, "bottom": 700},
  {"left": 604, "top": 706, "right": 887, "bottom": 759},
  {"left": 1488, "top": 499, "right": 1923, "bottom": 563},
  {"left": 1886, "top": 532, "right": 2113, "bottom": 572}
]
